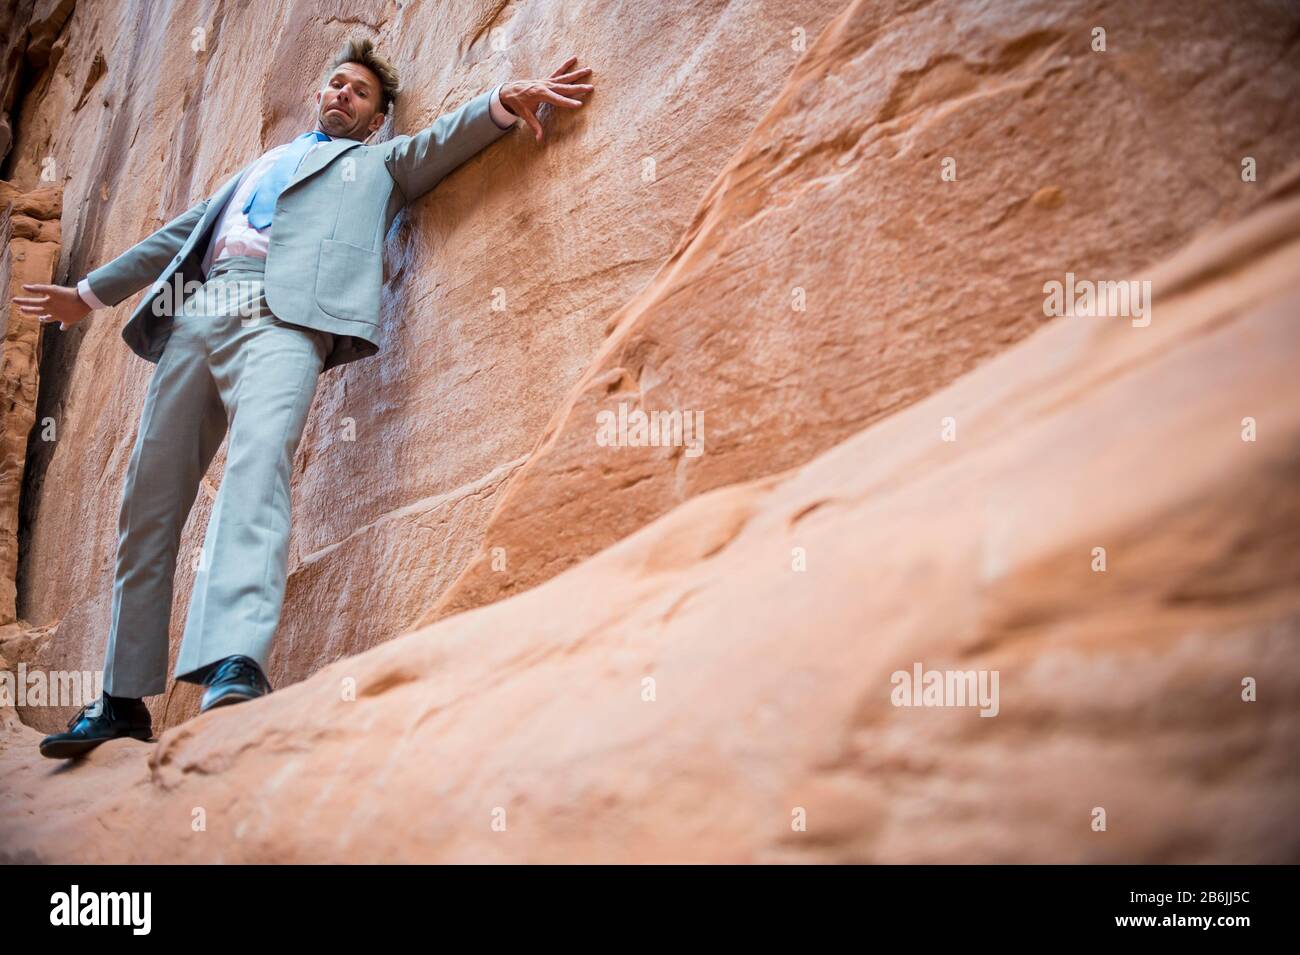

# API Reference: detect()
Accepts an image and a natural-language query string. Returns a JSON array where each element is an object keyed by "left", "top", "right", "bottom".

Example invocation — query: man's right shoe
[
  {"left": 199, "top": 655, "right": 272, "bottom": 713},
  {"left": 38, "top": 693, "right": 153, "bottom": 760}
]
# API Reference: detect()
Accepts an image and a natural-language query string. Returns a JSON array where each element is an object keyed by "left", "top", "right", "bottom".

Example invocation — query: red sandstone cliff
[{"left": 0, "top": 0, "right": 1297, "bottom": 862}]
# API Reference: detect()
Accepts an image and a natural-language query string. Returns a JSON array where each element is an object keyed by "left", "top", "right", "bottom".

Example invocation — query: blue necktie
[{"left": 243, "top": 131, "right": 330, "bottom": 229}]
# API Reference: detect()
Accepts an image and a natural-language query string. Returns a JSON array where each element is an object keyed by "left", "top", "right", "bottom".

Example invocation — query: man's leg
[
  {"left": 103, "top": 310, "right": 228, "bottom": 699},
  {"left": 173, "top": 283, "right": 333, "bottom": 684}
]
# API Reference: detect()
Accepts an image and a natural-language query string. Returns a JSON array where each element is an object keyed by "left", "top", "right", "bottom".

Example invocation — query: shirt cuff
[
  {"left": 77, "top": 277, "right": 107, "bottom": 310},
  {"left": 489, "top": 83, "right": 515, "bottom": 129}
]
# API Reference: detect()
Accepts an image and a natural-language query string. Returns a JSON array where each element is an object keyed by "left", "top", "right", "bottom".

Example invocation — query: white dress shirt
[{"left": 78, "top": 85, "right": 515, "bottom": 309}]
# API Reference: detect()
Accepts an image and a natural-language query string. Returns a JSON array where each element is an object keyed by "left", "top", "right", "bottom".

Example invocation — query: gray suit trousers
[{"left": 102, "top": 255, "right": 334, "bottom": 697}]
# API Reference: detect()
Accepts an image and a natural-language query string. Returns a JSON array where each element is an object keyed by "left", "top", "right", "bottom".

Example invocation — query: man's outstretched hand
[
  {"left": 499, "top": 55, "right": 594, "bottom": 143},
  {"left": 14, "top": 283, "right": 91, "bottom": 331}
]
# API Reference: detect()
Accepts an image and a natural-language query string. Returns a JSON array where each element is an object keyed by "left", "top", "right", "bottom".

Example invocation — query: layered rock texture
[
  {"left": 1, "top": 0, "right": 1298, "bottom": 862},
  {"left": 0, "top": 183, "right": 60, "bottom": 623}
]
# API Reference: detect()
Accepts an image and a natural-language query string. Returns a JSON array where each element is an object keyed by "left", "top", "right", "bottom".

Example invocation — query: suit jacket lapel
[
  {"left": 174, "top": 168, "right": 246, "bottom": 270},
  {"left": 198, "top": 168, "right": 247, "bottom": 236},
  {"left": 283, "top": 138, "right": 363, "bottom": 196},
  {"left": 179, "top": 136, "right": 364, "bottom": 269},
  {"left": 203, "top": 134, "right": 358, "bottom": 229}
]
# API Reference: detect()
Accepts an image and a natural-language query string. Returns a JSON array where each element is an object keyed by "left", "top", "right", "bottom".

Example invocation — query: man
[{"left": 15, "top": 37, "right": 593, "bottom": 758}]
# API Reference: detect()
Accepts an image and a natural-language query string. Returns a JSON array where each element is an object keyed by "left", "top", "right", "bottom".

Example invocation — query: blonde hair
[{"left": 326, "top": 36, "right": 400, "bottom": 115}]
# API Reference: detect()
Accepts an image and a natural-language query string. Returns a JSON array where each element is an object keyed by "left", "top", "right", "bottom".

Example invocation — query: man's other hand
[
  {"left": 15, "top": 283, "right": 92, "bottom": 331},
  {"left": 499, "top": 55, "right": 594, "bottom": 143}
]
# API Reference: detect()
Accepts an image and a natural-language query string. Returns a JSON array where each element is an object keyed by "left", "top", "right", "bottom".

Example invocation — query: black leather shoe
[
  {"left": 199, "top": 655, "right": 272, "bottom": 713},
  {"left": 39, "top": 693, "right": 153, "bottom": 759}
]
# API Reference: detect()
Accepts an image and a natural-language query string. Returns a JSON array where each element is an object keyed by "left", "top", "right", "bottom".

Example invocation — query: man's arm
[
  {"left": 14, "top": 195, "right": 211, "bottom": 331},
  {"left": 79, "top": 197, "right": 211, "bottom": 308},
  {"left": 384, "top": 88, "right": 515, "bottom": 205}
]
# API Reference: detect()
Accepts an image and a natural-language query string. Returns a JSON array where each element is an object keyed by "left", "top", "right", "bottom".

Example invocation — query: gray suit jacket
[{"left": 84, "top": 88, "right": 512, "bottom": 372}]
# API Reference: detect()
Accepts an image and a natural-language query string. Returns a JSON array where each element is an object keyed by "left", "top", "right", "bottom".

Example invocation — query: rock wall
[
  {"left": 0, "top": 182, "right": 61, "bottom": 623},
  {"left": 9, "top": 1, "right": 1295, "bottom": 733},
  {"left": 426, "top": 0, "right": 1300, "bottom": 623}
]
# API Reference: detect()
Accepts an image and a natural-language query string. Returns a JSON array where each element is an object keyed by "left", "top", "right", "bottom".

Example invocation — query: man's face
[{"left": 314, "top": 62, "right": 386, "bottom": 140}]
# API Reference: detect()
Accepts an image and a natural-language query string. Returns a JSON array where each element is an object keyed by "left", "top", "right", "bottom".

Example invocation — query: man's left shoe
[
  {"left": 38, "top": 693, "right": 153, "bottom": 759},
  {"left": 199, "top": 655, "right": 272, "bottom": 713}
]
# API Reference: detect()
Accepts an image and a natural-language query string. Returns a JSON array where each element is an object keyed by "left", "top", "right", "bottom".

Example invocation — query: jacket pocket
[{"left": 315, "top": 238, "right": 381, "bottom": 322}]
